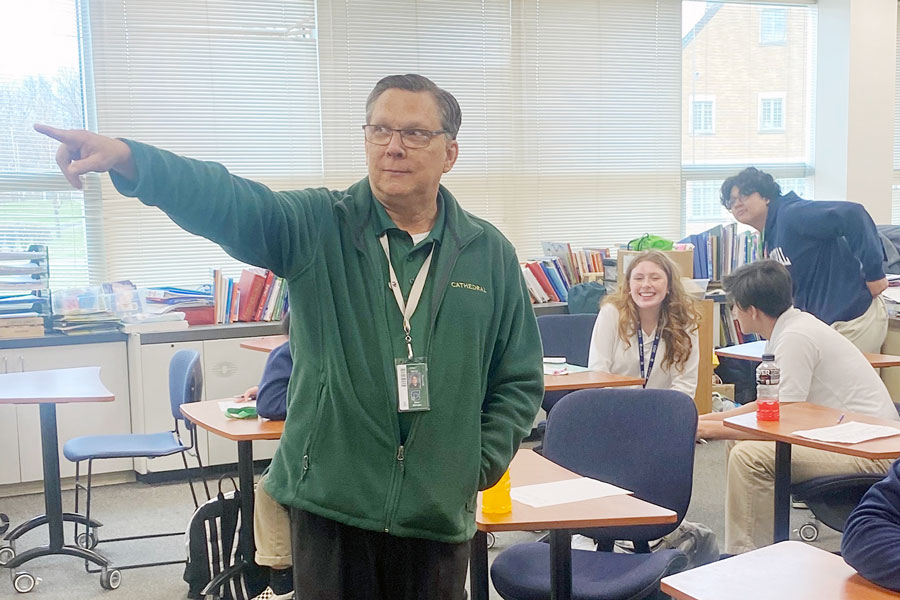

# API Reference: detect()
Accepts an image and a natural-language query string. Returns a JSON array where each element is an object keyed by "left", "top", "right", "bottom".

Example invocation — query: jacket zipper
[{"left": 382, "top": 444, "right": 406, "bottom": 532}]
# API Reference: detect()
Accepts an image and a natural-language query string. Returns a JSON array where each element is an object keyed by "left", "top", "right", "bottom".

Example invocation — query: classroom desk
[
  {"left": 0, "top": 367, "right": 116, "bottom": 592},
  {"left": 715, "top": 340, "right": 900, "bottom": 368},
  {"left": 661, "top": 540, "right": 900, "bottom": 600},
  {"left": 723, "top": 402, "right": 900, "bottom": 543},
  {"left": 240, "top": 335, "right": 288, "bottom": 353},
  {"left": 179, "top": 400, "right": 284, "bottom": 592},
  {"left": 471, "top": 449, "right": 677, "bottom": 600},
  {"left": 544, "top": 370, "right": 644, "bottom": 391}
]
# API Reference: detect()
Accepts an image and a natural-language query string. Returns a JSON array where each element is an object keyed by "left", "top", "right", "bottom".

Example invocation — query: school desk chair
[
  {"left": 537, "top": 313, "right": 598, "bottom": 415},
  {"left": 62, "top": 349, "right": 211, "bottom": 572},
  {"left": 490, "top": 388, "right": 697, "bottom": 600}
]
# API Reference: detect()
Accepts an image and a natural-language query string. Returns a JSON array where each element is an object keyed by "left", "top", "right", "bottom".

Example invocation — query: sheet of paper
[
  {"left": 543, "top": 363, "right": 591, "bottom": 375},
  {"left": 793, "top": 421, "right": 900, "bottom": 444},
  {"left": 510, "top": 477, "right": 632, "bottom": 508},
  {"left": 218, "top": 399, "right": 256, "bottom": 412}
]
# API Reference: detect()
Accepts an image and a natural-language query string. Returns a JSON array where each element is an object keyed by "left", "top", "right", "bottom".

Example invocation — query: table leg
[
  {"left": 549, "top": 529, "right": 572, "bottom": 600},
  {"left": 236, "top": 440, "right": 256, "bottom": 564},
  {"left": 39, "top": 403, "right": 64, "bottom": 550},
  {"left": 469, "top": 530, "right": 489, "bottom": 600},
  {"left": 773, "top": 441, "right": 792, "bottom": 543}
]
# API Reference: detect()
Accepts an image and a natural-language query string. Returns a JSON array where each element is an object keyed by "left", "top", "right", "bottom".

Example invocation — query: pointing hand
[{"left": 33, "top": 124, "right": 136, "bottom": 189}]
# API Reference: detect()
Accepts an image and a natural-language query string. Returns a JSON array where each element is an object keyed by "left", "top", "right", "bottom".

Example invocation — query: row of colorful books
[
  {"left": 681, "top": 224, "right": 760, "bottom": 282},
  {"left": 717, "top": 301, "right": 760, "bottom": 347},
  {"left": 521, "top": 242, "right": 612, "bottom": 304},
  {"left": 212, "top": 268, "right": 288, "bottom": 324}
]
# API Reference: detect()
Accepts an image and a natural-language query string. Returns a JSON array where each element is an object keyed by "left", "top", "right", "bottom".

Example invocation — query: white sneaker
[{"left": 251, "top": 586, "right": 294, "bottom": 600}]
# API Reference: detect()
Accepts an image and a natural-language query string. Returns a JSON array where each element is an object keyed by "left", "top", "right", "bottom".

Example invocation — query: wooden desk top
[
  {"left": 724, "top": 402, "right": 900, "bottom": 460},
  {"left": 0, "top": 367, "right": 114, "bottom": 404},
  {"left": 477, "top": 449, "right": 677, "bottom": 532},
  {"left": 544, "top": 370, "right": 644, "bottom": 391},
  {"left": 661, "top": 541, "right": 900, "bottom": 600},
  {"left": 240, "top": 335, "right": 288, "bottom": 353},
  {"left": 180, "top": 399, "right": 285, "bottom": 441},
  {"left": 715, "top": 340, "right": 900, "bottom": 368}
]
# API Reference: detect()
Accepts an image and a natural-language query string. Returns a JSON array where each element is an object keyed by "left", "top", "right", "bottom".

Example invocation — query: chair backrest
[
  {"left": 169, "top": 349, "right": 203, "bottom": 427},
  {"left": 537, "top": 313, "right": 598, "bottom": 413},
  {"left": 536, "top": 313, "right": 597, "bottom": 367},
  {"left": 543, "top": 387, "right": 698, "bottom": 542}
]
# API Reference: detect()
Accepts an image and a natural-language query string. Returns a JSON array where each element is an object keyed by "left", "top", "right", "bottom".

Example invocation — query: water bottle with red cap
[{"left": 756, "top": 353, "right": 780, "bottom": 421}]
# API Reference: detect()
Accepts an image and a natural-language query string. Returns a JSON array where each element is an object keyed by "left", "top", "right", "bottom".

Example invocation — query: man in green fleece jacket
[{"left": 36, "top": 74, "right": 543, "bottom": 599}]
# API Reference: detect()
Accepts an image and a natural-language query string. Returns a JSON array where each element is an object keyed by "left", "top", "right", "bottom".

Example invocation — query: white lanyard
[{"left": 379, "top": 234, "right": 435, "bottom": 359}]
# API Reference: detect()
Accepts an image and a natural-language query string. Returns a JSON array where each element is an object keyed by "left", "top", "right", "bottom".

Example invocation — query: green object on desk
[{"left": 225, "top": 406, "right": 257, "bottom": 419}]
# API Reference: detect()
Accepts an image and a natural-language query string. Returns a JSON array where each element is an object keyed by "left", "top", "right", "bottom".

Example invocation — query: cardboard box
[
  {"left": 712, "top": 383, "right": 735, "bottom": 401},
  {"left": 617, "top": 248, "right": 694, "bottom": 281}
]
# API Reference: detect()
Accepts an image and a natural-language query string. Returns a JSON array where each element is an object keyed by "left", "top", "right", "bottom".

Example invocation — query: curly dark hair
[{"left": 720, "top": 167, "right": 781, "bottom": 208}]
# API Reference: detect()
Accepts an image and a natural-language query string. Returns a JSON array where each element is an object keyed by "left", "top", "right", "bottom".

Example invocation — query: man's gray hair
[{"left": 365, "top": 74, "right": 462, "bottom": 139}]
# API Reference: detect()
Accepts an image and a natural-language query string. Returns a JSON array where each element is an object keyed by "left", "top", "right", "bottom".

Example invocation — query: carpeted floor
[{"left": 0, "top": 440, "right": 841, "bottom": 599}]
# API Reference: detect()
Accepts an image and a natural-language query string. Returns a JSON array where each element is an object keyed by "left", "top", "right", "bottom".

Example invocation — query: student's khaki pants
[
  {"left": 832, "top": 295, "right": 888, "bottom": 354},
  {"left": 725, "top": 440, "right": 892, "bottom": 554},
  {"left": 254, "top": 472, "right": 292, "bottom": 569}
]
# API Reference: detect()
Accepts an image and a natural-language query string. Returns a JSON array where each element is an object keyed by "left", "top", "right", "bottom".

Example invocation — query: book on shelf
[
  {"left": 236, "top": 268, "right": 267, "bottom": 322},
  {"left": 681, "top": 224, "right": 760, "bottom": 281},
  {"left": 541, "top": 242, "right": 579, "bottom": 285},
  {"left": 254, "top": 270, "right": 277, "bottom": 321}
]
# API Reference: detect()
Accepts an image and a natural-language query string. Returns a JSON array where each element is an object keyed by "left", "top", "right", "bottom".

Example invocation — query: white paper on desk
[
  {"left": 542, "top": 363, "right": 590, "bottom": 375},
  {"left": 218, "top": 399, "right": 256, "bottom": 412},
  {"left": 793, "top": 421, "right": 900, "bottom": 444},
  {"left": 510, "top": 477, "right": 632, "bottom": 508}
]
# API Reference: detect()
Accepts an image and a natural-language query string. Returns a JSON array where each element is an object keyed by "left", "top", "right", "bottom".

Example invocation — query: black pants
[{"left": 290, "top": 508, "right": 470, "bottom": 600}]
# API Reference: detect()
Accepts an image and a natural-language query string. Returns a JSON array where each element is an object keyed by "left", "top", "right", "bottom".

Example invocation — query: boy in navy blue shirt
[{"left": 720, "top": 167, "right": 888, "bottom": 353}]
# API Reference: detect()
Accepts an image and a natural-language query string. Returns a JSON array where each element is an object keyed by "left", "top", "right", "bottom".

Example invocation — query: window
[
  {"left": 760, "top": 7, "right": 787, "bottom": 45},
  {"left": 759, "top": 93, "right": 786, "bottom": 132},
  {"left": 0, "top": 0, "right": 92, "bottom": 289},
  {"left": 682, "top": 2, "right": 816, "bottom": 236},
  {"left": 691, "top": 96, "right": 715, "bottom": 135}
]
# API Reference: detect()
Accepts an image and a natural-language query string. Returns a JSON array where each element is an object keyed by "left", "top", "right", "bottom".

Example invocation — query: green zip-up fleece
[{"left": 111, "top": 141, "right": 544, "bottom": 543}]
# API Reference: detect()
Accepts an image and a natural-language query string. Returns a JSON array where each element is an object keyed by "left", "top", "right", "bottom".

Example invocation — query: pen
[{"left": 837, "top": 413, "right": 845, "bottom": 424}]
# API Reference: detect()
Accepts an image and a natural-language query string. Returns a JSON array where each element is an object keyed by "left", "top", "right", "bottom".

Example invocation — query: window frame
[
  {"left": 758, "top": 92, "right": 786, "bottom": 133},
  {"left": 690, "top": 95, "right": 716, "bottom": 135},
  {"left": 759, "top": 7, "right": 788, "bottom": 46}
]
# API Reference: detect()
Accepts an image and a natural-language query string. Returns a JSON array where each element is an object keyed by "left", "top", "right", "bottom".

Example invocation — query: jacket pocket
[{"left": 299, "top": 377, "right": 328, "bottom": 482}]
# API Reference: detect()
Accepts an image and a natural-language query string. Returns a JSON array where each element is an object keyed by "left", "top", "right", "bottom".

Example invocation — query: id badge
[{"left": 395, "top": 358, "right": 430, "bottom": 412}]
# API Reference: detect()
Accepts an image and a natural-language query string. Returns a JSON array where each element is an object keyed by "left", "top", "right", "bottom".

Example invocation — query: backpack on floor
[{"left": 183, "top": 478, "right": 267, "bottom": 600}]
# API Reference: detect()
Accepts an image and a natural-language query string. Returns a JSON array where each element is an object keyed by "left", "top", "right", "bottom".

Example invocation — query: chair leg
[{"left": 72, "top": 461, "right": 81, "bottom": 544}]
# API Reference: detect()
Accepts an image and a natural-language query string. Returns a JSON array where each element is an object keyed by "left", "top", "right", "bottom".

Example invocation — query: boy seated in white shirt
[{"left": 698, "top": 260, "right": 898, "bottom": 554}]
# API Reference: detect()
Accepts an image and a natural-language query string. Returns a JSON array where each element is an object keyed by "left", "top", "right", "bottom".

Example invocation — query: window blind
[
  {"left": 88, "top": 0, "right": 321, "bottom": 287},
  {"left": 510, "top": 0, "right": 682, "bottom": 258}
]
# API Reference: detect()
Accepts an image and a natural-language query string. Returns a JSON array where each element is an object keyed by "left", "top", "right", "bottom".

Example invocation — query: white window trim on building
[
  {"left": 758, "top": 92, "right": 786, "bottom": 132},
  {"left": 690, "top": 94, "right": 716, "bottom": 135},
  {"left": 760, "top": 6, "right": 788, "bottom": 45}
]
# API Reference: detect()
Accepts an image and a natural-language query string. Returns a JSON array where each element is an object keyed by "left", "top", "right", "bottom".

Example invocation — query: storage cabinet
[
  {"left": 127, "top": 333, "right": 275, "bottom": 474},
  {"left": 1, "top": 342, "right": 131, "bottom": 483}
]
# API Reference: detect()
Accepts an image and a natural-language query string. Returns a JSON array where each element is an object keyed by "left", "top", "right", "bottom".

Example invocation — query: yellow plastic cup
[{"left": 481, "top": 468, "right": 512, "bottom": 515}]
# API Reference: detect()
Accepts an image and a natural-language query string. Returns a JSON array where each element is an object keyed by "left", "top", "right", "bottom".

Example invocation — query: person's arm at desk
[
  {"left": 256, "top": 343, "right": 292, "bottom": 421},
  {"left": 842, "top": 459, "right": 900, "bottom": 591},
  {"left": 697, "top": 402, "right": 768, "bottom": 441}
]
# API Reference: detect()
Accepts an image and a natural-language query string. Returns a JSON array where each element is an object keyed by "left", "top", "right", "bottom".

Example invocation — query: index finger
[{"left": 34, "top": 123, "right": 73, "bottom": 144}]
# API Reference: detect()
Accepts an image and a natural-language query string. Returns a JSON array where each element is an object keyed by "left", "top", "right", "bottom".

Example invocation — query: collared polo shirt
[{"left": 372, "top": 194, "right": 446, "bottom": 442}]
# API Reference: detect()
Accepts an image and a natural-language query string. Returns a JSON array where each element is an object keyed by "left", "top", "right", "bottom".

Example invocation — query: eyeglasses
[
  {"left": 724, "top": 192, "right": 749, "bottom": 211},
  {"left": 362, "top": 125, "right": 449, "bottom": 149}
]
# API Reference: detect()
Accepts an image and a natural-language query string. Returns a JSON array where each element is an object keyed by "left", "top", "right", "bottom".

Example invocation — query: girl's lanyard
[
  {"left": 379, "top": 234, "right": 434, "bottom": 360},
  {"left": 637, "top": 325, "right": 661, "bottom": 389}
]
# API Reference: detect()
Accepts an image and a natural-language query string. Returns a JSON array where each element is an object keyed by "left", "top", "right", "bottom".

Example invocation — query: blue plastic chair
[
  {"left": 63, "top": 349, "right": 210, "bottom": 570},
  {"left": 490, "top": 388, "right": 698, "bottom": 600},
  {"left": 537, "top": 313, "right": 598, "bottom": 414}
]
